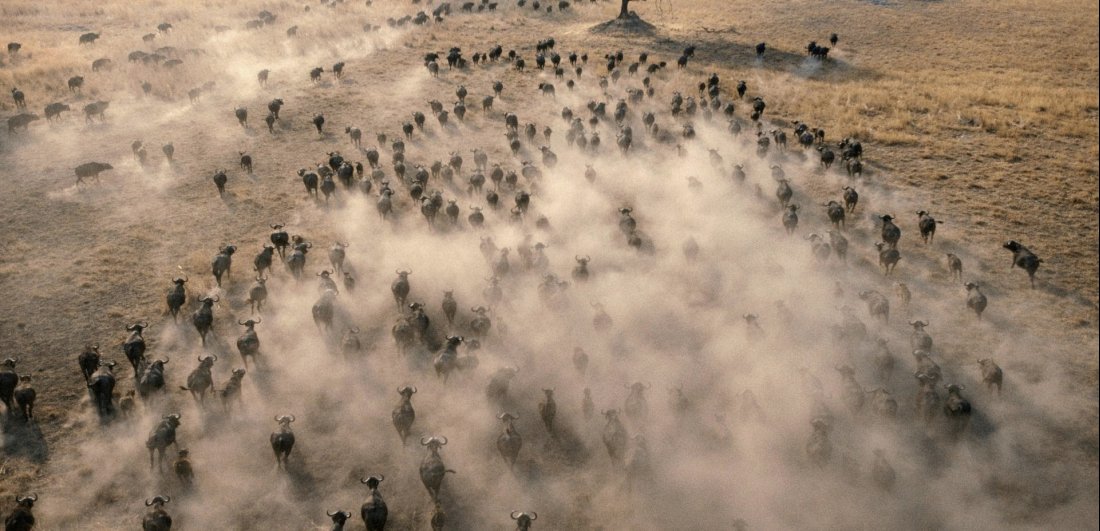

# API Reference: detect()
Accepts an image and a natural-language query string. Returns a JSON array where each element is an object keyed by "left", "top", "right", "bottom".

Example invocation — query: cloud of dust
[{"left": 3, "top": 2, "right": 1096, "bottom": 530}]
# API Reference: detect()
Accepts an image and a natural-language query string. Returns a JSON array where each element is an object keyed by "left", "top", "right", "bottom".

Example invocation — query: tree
[{"left": 619, "top": 0, "right": 645, "bottom": 19}]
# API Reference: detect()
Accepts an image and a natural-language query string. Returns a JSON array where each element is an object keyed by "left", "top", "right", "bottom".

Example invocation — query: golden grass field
[{"left": 0, "top": 0, "right": 1097, "bottom": 528}]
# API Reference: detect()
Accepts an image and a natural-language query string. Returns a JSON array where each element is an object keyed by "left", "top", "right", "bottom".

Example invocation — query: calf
[
  {"left": 917, "top": 211, "right": 942, "bottom": 244},
  {"left": 236, "top": 319, "right": 261, "bottom": 368},
  {"left": 978, "top": 358, "right": 1003, "bottom": 395},
  {"left": 211, "top": 244, "right": 236, "bottom": 286},
  {"left": 220, "top": 368, "right": 247, "bottom": 412},
  {"left": 943, "top": 384, "right": 972, "bottom": 440},
  {"left": 1003, "top": 240, "right": 1042, "bottom": 288},
  {"left": 146, "top": 414, "right": 182, "bottom": 470},
  {"left": 946, "top": 253, "right": 963, "bottom": 282},
  {"left": 138, "top": 358, "right": 169, "bottom": 398},
  {"left": 965, "top": 282, "right": 988, "bottom": 320},
  {"left": 180, "top": 355, "right": 216, "bottom": 405},
  {"left": 875, "top": 242, "right": 900, "bottom": 275}
]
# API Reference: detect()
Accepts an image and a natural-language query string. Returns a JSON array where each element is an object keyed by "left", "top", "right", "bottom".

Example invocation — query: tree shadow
[
  {"left": 588, "top": 16, "right": 882, "bottom": 83},
  {"left": 590, "top": 12, "right": 658, "bottom": 35}
]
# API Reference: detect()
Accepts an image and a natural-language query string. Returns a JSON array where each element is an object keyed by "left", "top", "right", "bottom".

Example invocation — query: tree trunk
[{"left": 619, "top": 0, "right": 630, "bottom": 18}]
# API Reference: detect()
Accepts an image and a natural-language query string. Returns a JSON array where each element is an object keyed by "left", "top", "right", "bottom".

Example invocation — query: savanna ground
[{"left": 0, "top": 0, "right": 1097, "bottom": 529}]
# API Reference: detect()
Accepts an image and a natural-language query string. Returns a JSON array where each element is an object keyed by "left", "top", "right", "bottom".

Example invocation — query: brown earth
[{"left": 0, "top": 0, "right": 1097, "bottom": 529}]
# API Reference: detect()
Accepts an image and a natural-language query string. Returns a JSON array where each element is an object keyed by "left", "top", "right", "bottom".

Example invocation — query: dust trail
[{"left": 0, "top": 2, "right": 1096, "bottom": 530}]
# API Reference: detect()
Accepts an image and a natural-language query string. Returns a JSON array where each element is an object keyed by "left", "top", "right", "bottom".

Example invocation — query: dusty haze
[{"left": 0, "top": 0, "right": 1097, "bottom": 529}]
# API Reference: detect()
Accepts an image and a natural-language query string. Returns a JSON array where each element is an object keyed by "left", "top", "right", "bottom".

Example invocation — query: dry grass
[
  {"left": 582, "top": 0, "right": 1100, "bottom": 305},
  {"left": 667, "top": 0, "right": 1100, "bottom": 302}
]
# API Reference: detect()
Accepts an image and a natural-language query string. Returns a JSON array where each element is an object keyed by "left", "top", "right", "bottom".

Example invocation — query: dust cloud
[{"left": 1, "top": 1, "right": 1096, "bottom": 530}]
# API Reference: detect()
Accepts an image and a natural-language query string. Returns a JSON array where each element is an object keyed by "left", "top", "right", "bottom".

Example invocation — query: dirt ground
[{"left": 0, "top": 0, "right": 1097, "bottom": 529}]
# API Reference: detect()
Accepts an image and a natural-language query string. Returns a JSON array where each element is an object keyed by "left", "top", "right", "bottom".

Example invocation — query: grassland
[{"left": 0, "top": 0, "right": 1096, "bottom": 527}]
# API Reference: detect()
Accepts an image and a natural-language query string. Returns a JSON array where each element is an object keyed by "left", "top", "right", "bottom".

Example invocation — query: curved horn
[
  {"left": 438, "top": 436, "right": 448, "bottom": 445},
  {"left": 197, "top": 355, "right": 204, "bottom": 362},
  {"left": 512, "top": 511, "right": 522, "bottom": 520},
  {"left": 211, "top": 296, "right": 220, "bottom": 302},
  {"left": 327, "top": 510, "right": 339, "bottom": 517},
  {"left": 239, "top": 319, "right": 247, "bottom": 325},
  {"left": 274, "top": 415, "right": 282, "bottom": 422},
  {"left": 420, "top": 436, "right": 431, "bottom": 445},
  {"left": 169, "top": 413, "right": 180, "bottom": 420},
  {"left": 530, "top": 512, "right": 537, "bottom": 521},
  {"left": 254, "top": 318, "right": 261, "bottom": 324},
  {"left": 411, "top": 386, "right": 417, "bottom": 393},
  {"left": 287, "top": 415, "right": 295, "bottom": 422},
  {"left": 145, "top": 498, "right": 155, "bottom": 507}
]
